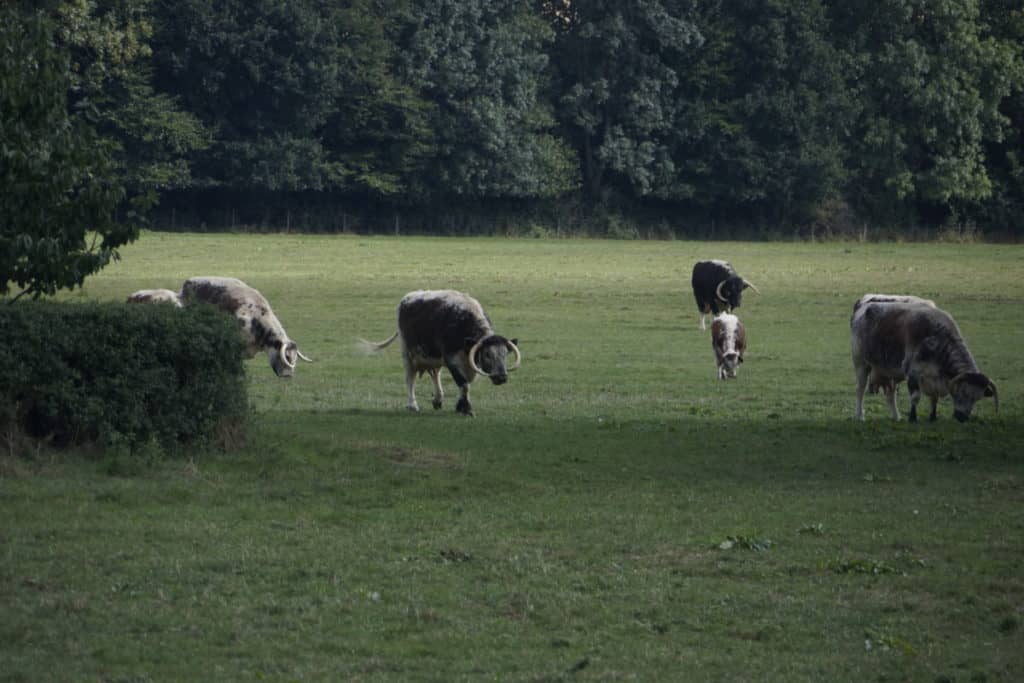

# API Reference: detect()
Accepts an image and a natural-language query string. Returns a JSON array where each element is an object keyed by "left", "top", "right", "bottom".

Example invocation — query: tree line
[{"left": 4, "top": 0, "right": 1024, "bottom": 243}]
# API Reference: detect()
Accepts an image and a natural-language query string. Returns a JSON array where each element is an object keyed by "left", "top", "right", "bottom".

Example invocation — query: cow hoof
[
  {"left": 432, "top": 399, "right": 443, "bottom": 410},
  {"left": 456, "top": 399, "right": 474, "bottom": 417},
  {"left": 908, "top": 414, "right": 917, "bottom": 424},
  {"left": 406, "top": 405, "right": 420, "bottom": 413}
]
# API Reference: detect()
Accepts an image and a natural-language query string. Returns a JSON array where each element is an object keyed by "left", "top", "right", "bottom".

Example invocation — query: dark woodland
[{"left": 3, "top": 0, "right": 1023, "bottom": 243}]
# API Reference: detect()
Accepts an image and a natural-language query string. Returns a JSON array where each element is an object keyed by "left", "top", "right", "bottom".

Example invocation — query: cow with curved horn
[
  {"left": 359, "top": 290, "right": 520, "bottom": 416},
  {"left": 180, "top": 276, "right": 313, "bottom": 377},
  {"left": 691, "top": 260, "right": 760, "bottom": 330},
  {"left": 851, "top": 295, "right": 997, "bottom": 423}
]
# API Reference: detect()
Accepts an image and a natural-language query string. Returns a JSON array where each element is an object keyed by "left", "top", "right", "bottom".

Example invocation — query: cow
[
  {"left": 852, "top": 294, "right": 937, "bottom": 397},
  {"left": 180, "top": 276, "right": 312, "bottom": 377},
  {"left": 359, "top": 290, "right": 521, "bottom": 416},
  {"left": 691, "top": 260, "right": 760, "bottom": 330},
  {"left": 711, "top": 313, "right": 746, "bottom": 380},
  {"left": 126, "top": 288, "right": 183, "bottom": 307},
  {"left": 851, "top": 297, "right": 998, "bottom": 423}
]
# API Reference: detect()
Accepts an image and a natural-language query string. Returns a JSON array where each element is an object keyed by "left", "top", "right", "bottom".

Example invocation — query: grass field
[{"left": 2, "top": 233, "right": 1023, "bottom": 681}]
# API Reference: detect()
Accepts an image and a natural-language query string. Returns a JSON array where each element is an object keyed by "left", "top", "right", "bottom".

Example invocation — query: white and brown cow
[
  {"left": 851, "top": 296, "right": 997, "bottom": 422},
  {"left": 180, "top": 276, "right": 312, "bottom": 377},
  {"left": 710, "top": 312, "right": 746, "bottom": 379},
  {"left": 359, "top": 290, "right": 520, "bottom": 416},
  {"left": 126, "top": 288, "right": 183, "bottom": 307}
]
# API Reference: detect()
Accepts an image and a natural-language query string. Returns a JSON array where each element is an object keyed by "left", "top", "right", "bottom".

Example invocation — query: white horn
[
  {"left": 467, "top": 338, "right": 490, "bottom": 377},
  {"left": 296, "top": 349, "right": 313, "bottom": 363},
  {"left": 715, "top": 280, "right": 728, "bottom": 303},
  {"left": 280, "top": 344, "right": 297, "bottom": 369},
  {"left": 507, "top": 340, "right": 521, "bottom": 370},
  {"left": 743, "top": 279, "right": 761, "bottom": 294}
]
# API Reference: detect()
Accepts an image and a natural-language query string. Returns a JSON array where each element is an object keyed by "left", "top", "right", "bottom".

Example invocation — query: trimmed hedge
[{"left": 0, "top": 301, "right": 247, "bottom": 452}]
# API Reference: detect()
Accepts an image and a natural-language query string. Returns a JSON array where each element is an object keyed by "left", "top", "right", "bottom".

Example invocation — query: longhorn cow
[
  {"left": 360, "top": 290, "right": 520, "bottom": 416},
  {"left": 691, "top": 260, "right": 759, "bottom": 330},
  {"left": 850, "top": 296, "right": 997, "bottom": 422},
  {"left": 180, "top": 276, "right": 312, "bottom": 377}
]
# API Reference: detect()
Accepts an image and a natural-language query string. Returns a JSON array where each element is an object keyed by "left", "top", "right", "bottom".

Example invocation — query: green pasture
[{"left": 2, "top": 234, "right": 1023, "bottom": 681}]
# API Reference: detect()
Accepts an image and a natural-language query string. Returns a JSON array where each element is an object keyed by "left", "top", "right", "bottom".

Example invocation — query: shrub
[{"left": 0, "top": 301, "right": 247, "bottom": 454}]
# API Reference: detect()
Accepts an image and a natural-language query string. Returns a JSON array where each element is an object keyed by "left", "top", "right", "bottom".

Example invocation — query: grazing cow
[
  {"left": 852, "top": 294, "right": 937, "bottom": 397},
  {"left": 180, "top": 276, "right": 312, "bottom": 377},
  {"left": 359, "top": 290, "right": 520, "bottom": 416},
  {"left": 711, "top": 313, "right": 746, "bottom": 380},
  {"left": 691, "top": 260, "right": 760, "bottom": 330},
  {"left": 850, "top": 297, "right": 997, "bottom": 422},
  {"left": 126, "top": 288, "right": 183, "bottom": 307}
]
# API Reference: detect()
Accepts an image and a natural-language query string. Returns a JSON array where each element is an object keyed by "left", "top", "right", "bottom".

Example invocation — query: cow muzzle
[
  {"left": 953, "top": 410, "right": 969, "bottom": 423},
  {"left": 491, "top": 373, "right": 508, "bottom": 386}
]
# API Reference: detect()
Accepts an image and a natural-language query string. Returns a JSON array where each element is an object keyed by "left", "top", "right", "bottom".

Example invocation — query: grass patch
[{"left": 1, "top": 234, "right": 1022, "bottom": 680}]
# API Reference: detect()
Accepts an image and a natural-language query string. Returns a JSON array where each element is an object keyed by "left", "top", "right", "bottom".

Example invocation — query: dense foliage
[
  {"left": 3, "top": 0, "right": 1023, "bottom": 236},
  {"left": 0, "top": 6, "right": 134, "bottom": 300},
  {"left": 0, "top": 302, "right": 247, "bottom": 452}
]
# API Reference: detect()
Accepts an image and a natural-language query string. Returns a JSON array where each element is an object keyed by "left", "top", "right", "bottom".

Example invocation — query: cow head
[
  {"left": 715, "top": 276, "right": 759, "bottom": 311},
  {"left": 468, "top": 335, "right": 521, "bottom": 385},
  {"left": 268, "top": 340, "right": 313, "bottom": 378},
  {"left": 949, "top": 372, "right": 998, "bottom": 422}
]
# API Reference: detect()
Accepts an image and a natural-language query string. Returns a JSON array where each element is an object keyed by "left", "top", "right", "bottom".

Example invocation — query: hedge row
[{"left": 0, "top": 301, "right": 247, "bottom": 452}]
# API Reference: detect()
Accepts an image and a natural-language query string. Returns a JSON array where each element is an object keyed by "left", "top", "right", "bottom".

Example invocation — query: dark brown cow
[
  {"left": 691, "top": 260, "right": 759, "bottom": 330},
  {"left": 851, "top": 296, "right": 997, "bottom": 422},
  {"left": 359, "top": 290, "right": 520, "bottom": 416},
  {"left": 180, "top": 276, "right": 312, "bottom": 377}
]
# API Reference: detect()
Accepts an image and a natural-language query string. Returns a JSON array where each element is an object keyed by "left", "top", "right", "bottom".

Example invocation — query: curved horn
[
  {"left": 506, "top": 340, "right": 521, "bottom": 370},
  {"left": 988, "top": 380, "right": 999, "bottom": 413},
  {"left": 949, "top": 372, "right": 968, "bottom": 389},
  {"left": 280, "top": 344, "right": 297, "bottom": 369},
  {"left": 742, "top": 279, "right": 760, "bottom": 294},
  {"left": 467, "top": 338, "right": 490, "bottom": 377},
  {"left": 296, "top": 348, "right": 313, "bottom": 363},
  {"left": 715, "top": 280, "right": 728, "bottom": 303}
]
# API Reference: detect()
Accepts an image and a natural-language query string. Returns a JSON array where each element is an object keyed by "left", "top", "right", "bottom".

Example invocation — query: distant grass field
[{"left": 2, "top": 233, "right": 1023, "bottom": 681}]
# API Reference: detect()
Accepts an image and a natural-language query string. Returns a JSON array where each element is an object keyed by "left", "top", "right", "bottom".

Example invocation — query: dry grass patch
[{"left": 352, "top": 439, "right": 463, "bottom": 469}]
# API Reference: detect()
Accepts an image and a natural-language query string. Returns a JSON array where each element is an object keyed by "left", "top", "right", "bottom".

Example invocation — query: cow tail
[{"left": 357, "top": 331, "right": 400, "bottom": 354}]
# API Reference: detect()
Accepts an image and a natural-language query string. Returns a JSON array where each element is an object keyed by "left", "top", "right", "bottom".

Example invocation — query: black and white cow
[
  {"left": 691, "top": 260, "right": 760, "bottom": 330},
  {"left": 180, "top": 276, "right": 312, "bottom": 377},
  {"left": 711, "top": 313, "right": 746, "bottom": 380},
  {"left": 359, "top": 290, "right": 520, "bottom": 416},
  {"left": 851, "top": 296, "right": 997, "bottom": 422},
  {"left": 126, "top": 288, "right": 183, "bottom": 307}
]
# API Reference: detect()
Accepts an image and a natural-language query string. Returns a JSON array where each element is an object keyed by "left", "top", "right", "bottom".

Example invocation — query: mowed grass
[{"left": 2, "top": 233, "right": 1023, "bottom": 681}]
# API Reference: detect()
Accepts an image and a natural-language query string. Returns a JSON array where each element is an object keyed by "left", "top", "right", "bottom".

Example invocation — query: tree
[
  {"left": 401, "top": 0, "right": 578, "bottom": 200},
  {"left": 548, "top": 0, "right": 849, "bottom": 225},
  {"left": 0, "top": 7, "right": 135, "bottom": 301},
  {"left": 51, "top": 0, "right": 210, "bottom": 196},
  {"left": 831, "top": 0, "right": 1018, "bottom": 226}
]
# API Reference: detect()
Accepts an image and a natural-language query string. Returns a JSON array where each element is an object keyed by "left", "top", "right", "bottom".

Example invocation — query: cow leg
[
  {"left": 429, "top": 368, "right": 444, "bottom": 410},
  {"left": 928, "top": 395, "right": 938, "bottom": 422},
  {"left": 884, "top": 383, "right": 901, "bottom": 421},
  {"left": 403, "top": 354, "right": 419, "bottom": 412},
  {"left": 907, "top": 376, "right": 920, "bottom": 423},
  {"left": 699, "top": 312, "right": 706, "bottom": 330},
  {"left": 854, "top": 364, "right": 869, "bottom": 420},
  {"left": 446, "top": 359, "right": 473, "bottom": 417}
]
